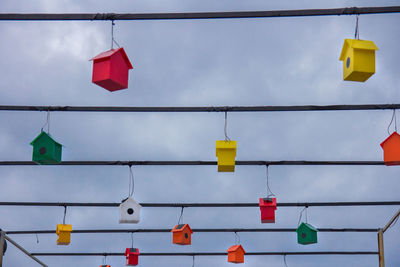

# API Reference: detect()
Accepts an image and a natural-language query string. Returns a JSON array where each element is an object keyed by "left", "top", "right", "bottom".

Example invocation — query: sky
[{"left": 0, "top": 0, "right": 399, "bottom": 266}]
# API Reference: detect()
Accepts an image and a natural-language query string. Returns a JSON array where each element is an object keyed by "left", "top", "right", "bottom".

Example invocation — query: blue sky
[{"left": 0, "top": 1, "right": 399, "bottom": 266}]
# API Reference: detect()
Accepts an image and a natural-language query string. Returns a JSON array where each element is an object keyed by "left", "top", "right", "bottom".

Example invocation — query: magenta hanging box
[
  {"left": 91, "top": 47, "right": 133, "bottom": 92},
  {"left": 259, "top": 197, "right": 277, "bottom": 223}
]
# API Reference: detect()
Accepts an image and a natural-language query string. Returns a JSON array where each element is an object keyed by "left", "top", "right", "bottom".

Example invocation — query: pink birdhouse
[
  {"left": 259, "top": 198, "right": 277, "bottom": 223},
  {"left": 91, "top": 47, "right": 133, "bottom": 92},
  {"left": 125, "top": 248, "right": 139, "bottom": 266},
  {"left": 380, "top": 131, "right": 400, "bottom": 166}
]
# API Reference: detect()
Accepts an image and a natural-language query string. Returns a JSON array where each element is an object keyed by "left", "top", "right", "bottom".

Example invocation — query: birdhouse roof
[
  {"left": 296, "top": 222, "right": 318, "bottom": 233},
  {"left": 259, "top": 197, "right": 277, "bottom": 207},
  {"left": 125, "top": 248, "right": 140, "bottom": 255},
  {"left": 380, "top": 131, "right": 400, "bottom": 148},
  {"left": 119, "top": 197, "right": 142, "bottom": 209},
  {"left": 227, "top": 244, "right": 246, "bottom": 254},
  {"left": 171, "top": 224, "right": 193, "bottom": 233},
  {"left": 91, "top": 47, "right": 133, "bottom": 69},
  {"left": 339, "top": 39, "right": 379, "bottom": 60},
  {"left": 30, "top": 131, "right": 62, "bottom": 146}
]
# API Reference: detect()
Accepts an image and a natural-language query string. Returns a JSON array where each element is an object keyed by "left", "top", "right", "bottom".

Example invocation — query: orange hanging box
[
  {"left": 259, "top": 197, "right": 277, "bottom": 223},
  {"left": 91, "top": 47, "right": 133, "bottom": 92},
  {"left": 171, "top": 224, "right": 193, "bottom": 245},
  {"left": 227, "top": 244, "right": 245, "bottom": 263},
  {"left": 380, "top": 132, "right": 400, "bottom": 166}
]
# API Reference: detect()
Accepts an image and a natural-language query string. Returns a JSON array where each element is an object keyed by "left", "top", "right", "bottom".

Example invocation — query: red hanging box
[
  {"left": 259, "top": 197, "right": 277, "bottom": 223},
  {"left": 91, "top": 47, "right": 133, "bottom": 92},
  {"left": 125, "top": 248, "right": 139, "bottom": 266}
]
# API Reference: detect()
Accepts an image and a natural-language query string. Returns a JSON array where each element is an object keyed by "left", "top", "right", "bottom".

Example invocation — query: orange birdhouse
[
  {"left": 100, "top": 265, "right": 110, "bottom": 267},
  {"left": 259, "top": 197, "right": 277, "bottom": 223},
  {"left": 227, "top": 244, "right": 245, "bottom": 264},
  {"left": 380, "top": 132, "right": 400, "bottom": 166},
  {"left": 171, "top": 224, "right": 193, "bottom": 245}
]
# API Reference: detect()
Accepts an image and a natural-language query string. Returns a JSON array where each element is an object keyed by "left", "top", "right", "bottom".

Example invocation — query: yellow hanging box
[
  {"left": 56, "top": 224, "right": 72, "bottom": 245},
  {"left": 339, "top": 38, "right": 378, "bottom": 82},
  {"left": 216, "top": 140, "right": 237, "bottom": 172}
]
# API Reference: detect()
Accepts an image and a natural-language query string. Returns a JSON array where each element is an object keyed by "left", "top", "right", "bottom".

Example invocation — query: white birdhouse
[{"left": 119, "top": 197, "right": 142, "bottom": 224}]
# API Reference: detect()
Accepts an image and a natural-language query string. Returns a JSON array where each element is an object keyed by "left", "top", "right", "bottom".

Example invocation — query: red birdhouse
[
  {"left": 171, "top": 224, "right": 193, "bottom": 245},
  {"left": 91, "top": 47, "right": 133, "bottom": 92},
  {"left": 227, "top": 244, "right": 245, "bottom": 264},
  {"left": 125, "top": 248, "right": 139, "bottom": 266},
  {"left": 380, "top": 132, "right": 400, "bottom": 166},
  {"left": 259, "top": 197, "right": 277, "bottom": 223}
]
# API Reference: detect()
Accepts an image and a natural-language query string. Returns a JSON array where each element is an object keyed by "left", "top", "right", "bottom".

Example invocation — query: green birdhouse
[
  {"left": 296, "top": 222, "right": 318, "bottom": 245},
  {"left": 30, "top": 131, "right": 62, "bottom": 164}
]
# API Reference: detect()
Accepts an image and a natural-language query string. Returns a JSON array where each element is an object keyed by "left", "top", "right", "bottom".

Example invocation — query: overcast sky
[{"left": 0, "top": 1, "right": 399, "bottom": 266}]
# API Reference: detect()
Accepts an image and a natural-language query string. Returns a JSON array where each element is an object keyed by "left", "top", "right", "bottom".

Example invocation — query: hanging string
[
  {"left": 234, "top": 231, "right": 240, "bottom": 244},
  {"left": 297, "top": 206, "right": 308, "bottom": 226},
  {"left": 387, "top": 109, "right": 398, "bottom": 135},
  {"left": 35, "top": 234, "right": 39, "bottom": 244},
  {"left": 130, "top": 232, "right": 134, "bottom": 248},
  {"left": 224, "top": 111, "right": 231, "bottom": 141},
  {"left": 354, "top": 14, "right": 360, "bottom": 39},
  {"left": 192, "top": 255, "right": 195, "bottom": 267},
  {"left": 283, "top": 254, "right": 289, "bottom": 267},
  {"left": 62, "top": 206, "right": 67, "bottom": 225},
  {"left": 110, "top": 20, "right": 121, "bottom": 50},
  {"left": 177, "top": 206, "right": 184, "bottom": 225},
  {"left": 41, "top": 110, "right": 51, "bottom": 134},
  {"left": 265, "top": 165, "right": 275, "bottom": 198},
  {"left": 102, "top": 255, "right": 107, "bottom": 265},
  {"left": 128, "top": 165, "right": 134, "bottom": 197}
]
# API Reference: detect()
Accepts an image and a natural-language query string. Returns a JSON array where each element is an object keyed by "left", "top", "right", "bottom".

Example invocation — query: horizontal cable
[
  {"left": 0, "top": 201, "right": 399, "bottom": 208},
  {"left": 0, "top": 6, "right": 399, "bottom": 21},
  {"left": 0, "top": 104, "right": 400, "bottom": 113},
  {"left": 0, "top": 160, "right": 387, "bottom": 166},
  {"left": 31, "top": 251, "right": 379, "bottom": 256},
  {"left": 5, "top": 228, "right": 379, "bottom": 235}
]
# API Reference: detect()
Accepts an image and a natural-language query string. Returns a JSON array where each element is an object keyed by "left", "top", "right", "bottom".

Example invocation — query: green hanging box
[
  {"left": 296, "top": 222, "right": 318, "bottom": 245},
  {"left": 30, "top": 131, "right": 62, "bottom": 165}
]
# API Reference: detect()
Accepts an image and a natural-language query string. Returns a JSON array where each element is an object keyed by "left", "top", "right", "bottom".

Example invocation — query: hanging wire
[
  {"left": 130, "top": 232, "right": 134, "bottom": 248},
  {"left": 177, "top": 207, "right": 184, "bottom": 225},
  {"left": 354, "top": 14, "right": 360, "bottom": 39},
  {"left": 265, "top": 165, "right": 275, "bottom": 198},
  {"left": 192, "top": 255, "right": 195, "bottom": 267},
  {"left": 62, "top": 206, "right": 67, "bottom": 225},
  {"left": 297, "top": 206, "right": 308, "bottom": 226},
  {"left": 224, "top": 111, "right": 231, "bottom": 141},
  {"left": 35, "top": 234, "right": 39, "bottom": 244},
  {"left": 102, "top": 254, "right": 107, "bottom": 265},
  {"left": 110, "top": 20, "right": 121, "bottom": 50},
  {"left": 41, "top": 110, "right": 51, "bottom": 133},
  {"left": 234, "top": 231, "right": 241, "bottom": 244},
  {"left": 387, "top": 109, "right": 398, "bottom": 135},
  {"left": 128, "top": 165, "right": 134, "bottom": 197},
  {"left": 283, "top": 254, "right": 289, "bottom": 267}
]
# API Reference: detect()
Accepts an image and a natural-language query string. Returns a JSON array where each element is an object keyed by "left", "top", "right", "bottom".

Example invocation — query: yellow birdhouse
[
  {"left": 339, "top": 38, "right": 378, "bottom": 82},
  {"left": 216, "top": 140, "right": 237, "bottom": 172},
  {"left": 56, "top": 224, "right": 72, "bottom": 245}
]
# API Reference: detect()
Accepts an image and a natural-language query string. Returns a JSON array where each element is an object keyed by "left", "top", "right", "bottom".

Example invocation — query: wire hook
[
  {"left": 387, "top": 109, "right": 398, "bottom": 135},
  {"left": 128, "top": 165, "right": 134, "bottom": 197},
  {"left": 224, "top": 111, "right": 231, "bottom": 141},
  {"left": 110, "top": 20, "right": 120, "bottom": 50},
  {"left": 297, "top": 206, "right": 308, "bottom": 226},
  {"left": 192, "top": 255, "right": 195, "bottom": 267},
  {"left": 41, "top": 109, "right": 51, "bottom": 134},
  {"left": 354, "top": 14, "right": 360, "bottom": 39},
  {"left": 283, "top": 254, "right": 289, "bottom": 267},
  {"left": 234, "top": 231, "right": 240, "bottom": 244},
  {"left": 178, "top": 206, "right": 184, "bottom": 225},
  {"left": 130, "top": 232, "right": 134, "bottom": 248},
  {"left": 266, "top": 165, "right": 275, "bottom": 198},
  {"left": 62, "top": 206, "right": 67, "bottom": 225}
]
